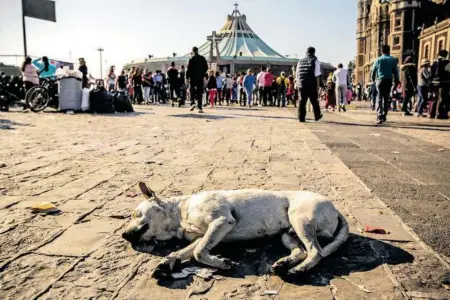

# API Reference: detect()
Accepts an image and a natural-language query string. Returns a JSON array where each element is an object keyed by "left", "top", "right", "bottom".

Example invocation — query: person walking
[
  {"left": 276, "top": 72, "right": 289, "bottom": 107},
  {"left": 243, "top": 69, "right": 256, "bottom": 108},
  {"left": 142, "top": 69, "right": 153, "bottom": 104},
  {"left": 215, "top": 72, "right": 224, "bottom": 105},
  {"left": 333, "top": 63, "right": 348, "bottom": 112},
  {"left": 21, "top": 57, "right": 39, "bottom": 92},
  {"left": 325, "top": 74, "right": 336, "bottom": 111},
  {"left": 431, "top": 50, "right": 450, "bottom": 119},
  {"left": 187, "top": 46, "right": 208, "bottom": 113},
  {"left": 416, "top": 58, "right": 431, "bottom": 117},
  {"left": 153, "top": 70, "right": 163, "bottom": 104},
  {"left": 400, "top": 56, "right": 417, "bottom": 116},
  {"left": 370, "top": 45, "right": 399, "bottom": 124},
  {"left": 295, "top": 47, "right": 323, "bottom": 122},
  {"left": 179, "top": 65, "right": 186, "bottom": 107},
  {"left": 132, "top": 68, "right": 143, "bottom": 104},
  {"left": 207, "top": 70, "right": 217, "bottom": 108},
  {"left": 116, "top": 70, "right": 128, "bottom": 92},
  {"left": 167, "top": 62, "right": 180, "bottom": 107},
  {"left": 263, "top": 69, "right": 274, "bottom": 107},
  {"left": 256, "top": 66, "right": 266, "bottom": 106}
]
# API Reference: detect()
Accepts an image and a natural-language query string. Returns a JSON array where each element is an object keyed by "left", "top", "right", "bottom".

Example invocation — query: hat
[{"left": 420, "top": 58, "right": 430, "bottom": 67}]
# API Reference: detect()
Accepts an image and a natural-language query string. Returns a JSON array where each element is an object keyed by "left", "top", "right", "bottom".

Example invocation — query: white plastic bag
[{"left": 81, "top": 88, "right": 90, "bottom": 111}]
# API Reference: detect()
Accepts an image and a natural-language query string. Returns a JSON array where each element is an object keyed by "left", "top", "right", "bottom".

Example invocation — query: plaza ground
[{"left": 0, "top": 105, "right": 449, "bottom": 299}]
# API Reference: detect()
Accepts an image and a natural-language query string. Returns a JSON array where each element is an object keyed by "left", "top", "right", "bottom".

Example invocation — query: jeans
[
  {"left": 402, "top": 89, "right": 414, "bottom": 112},
  {"left": 417, "top": 85, "right": 428, "bottom": 115},
  {"left": 375, "top": 79, "right": 392, "bottom": 120},
  {"left": 133, "top": 85, "right": 143, "bottom": 104},
  {"left": 336, "top": 84, "right": 347, "bottom": 109},
  {"left": 263, "top": 86, "right": 272, "bottom": 106},
  {"left": 298, "top": 87, "right": 321, "bottom": 121},
  {"left": 436, "top": 85, "right": 450, "bottom": 119},
  {"left": 143, "top": 87, "right": 151, "bottom": 103},
  {"left": 245, "top": 88, "right": 253, "bottom": 106},
  {"left": 278, "top": 86, "right": 286, "bottom": 107},
  {"left": 190, "top": 81, "right": 204, "bottom": 110}
]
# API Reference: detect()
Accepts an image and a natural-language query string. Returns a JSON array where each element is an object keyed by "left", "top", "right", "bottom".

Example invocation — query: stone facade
[{"left": 355, "top": 0, "right": 447, "bottom": 87}]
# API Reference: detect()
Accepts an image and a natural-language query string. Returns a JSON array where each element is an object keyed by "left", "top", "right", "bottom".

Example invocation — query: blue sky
[{"left": 0, "top": 0, "right": 357, "bottom": 77}]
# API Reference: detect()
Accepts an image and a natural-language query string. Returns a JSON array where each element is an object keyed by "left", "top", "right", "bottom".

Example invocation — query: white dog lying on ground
[{"left": 122, "top": 183, "right": 349, "bottom": 278}]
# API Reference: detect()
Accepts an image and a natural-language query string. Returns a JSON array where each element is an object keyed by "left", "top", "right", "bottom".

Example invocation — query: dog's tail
[{"left": 319, "top": 211, "right": 349, "bottom": 257}]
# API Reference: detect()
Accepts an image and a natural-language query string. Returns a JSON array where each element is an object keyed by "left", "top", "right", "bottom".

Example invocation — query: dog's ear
[{"left": 139, "top": 182, "right": 162, "bottom": 205}]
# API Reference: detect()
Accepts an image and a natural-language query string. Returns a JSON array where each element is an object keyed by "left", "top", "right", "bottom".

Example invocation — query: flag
[{"left": 23, "top": 0, "right": 56, "bottom": 22}]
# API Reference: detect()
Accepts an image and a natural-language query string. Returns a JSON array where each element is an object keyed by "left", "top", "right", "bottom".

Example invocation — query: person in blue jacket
[
  {"left": 33, "top": 56, "right": 57, "bottom": 79},
  {"left": 243, "top": 69, "right": 256, "bottom": 108}
]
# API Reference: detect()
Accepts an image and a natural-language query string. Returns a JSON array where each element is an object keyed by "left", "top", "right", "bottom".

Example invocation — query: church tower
[
  {"left": 355, "top": 0, "right": 371, "bottom": 86},
  {"left": 388, "top": 0, "right": 422, "bottom": 63}
]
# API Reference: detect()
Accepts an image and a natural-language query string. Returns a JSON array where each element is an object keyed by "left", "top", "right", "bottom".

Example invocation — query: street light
[{"left": 97, "top": 47, "right": 104, "bottom": 79}]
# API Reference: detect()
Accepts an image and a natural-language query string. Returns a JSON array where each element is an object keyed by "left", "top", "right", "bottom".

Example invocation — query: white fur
[{"left": 123, "top": 186, "right": 349, "bottom": 276}]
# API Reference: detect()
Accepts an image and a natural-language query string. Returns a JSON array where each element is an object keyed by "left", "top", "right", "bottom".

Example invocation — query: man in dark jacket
[
  {"left": 295, "top": 47, "right": 322, "bottom": 122},
  {"left": 400, "top": 56, "right": 417, "bottom": 116},
  {"left": 167, "top": 62, "right": 180, "bottom": 107},
  {"left": 431, "top": 50, "right": 450, "bottom": 119},
  {"left": 187, "top": 47, "right": 208, "bottom": 113}
]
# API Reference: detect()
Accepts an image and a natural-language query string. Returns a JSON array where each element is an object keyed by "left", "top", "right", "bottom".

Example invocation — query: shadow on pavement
[
  {"left": 137, "top": 233, "right": 413, "bottom": 289},
  {"left": 169, "top": 113, "right": 235, "bottom": 120},
  {"left": 322, "top": 120, "right": 450, "bottom": 132},
  {"left": 0, "top": 119, "right": 31, "bottom": 130}
]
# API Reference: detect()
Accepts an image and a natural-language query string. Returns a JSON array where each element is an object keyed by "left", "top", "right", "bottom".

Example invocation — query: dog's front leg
[
  {"left": 152, "top": 240, "right": 201, "bottom": 279},
  {"left": 193, "top": 216, "right": 236, "bottom": 269}
]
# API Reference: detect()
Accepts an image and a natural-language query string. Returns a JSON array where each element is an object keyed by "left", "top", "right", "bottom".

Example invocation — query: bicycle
[{"left": 25, "top": 77, "right": 59, "bottom": 112}]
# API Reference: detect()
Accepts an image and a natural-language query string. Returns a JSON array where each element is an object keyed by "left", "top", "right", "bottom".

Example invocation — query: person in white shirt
[
  {"left": 332, "top": 63, "right": 348, "bottom": 112},
  {"left": 256, "top": 66, "right": 266, "bottom": 106}
]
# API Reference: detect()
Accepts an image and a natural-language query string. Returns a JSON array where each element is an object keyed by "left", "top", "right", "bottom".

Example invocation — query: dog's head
[{"left": 122, "top": 182, "right": 174, "bottom": 251}]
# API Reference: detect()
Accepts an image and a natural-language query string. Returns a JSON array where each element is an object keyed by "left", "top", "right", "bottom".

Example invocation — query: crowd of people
[
  {"left": 16, "top": 44, "right": 450, "bottom": 125},
  {"left": 368, "top": 46, "right": 450, "bottom": 124}
]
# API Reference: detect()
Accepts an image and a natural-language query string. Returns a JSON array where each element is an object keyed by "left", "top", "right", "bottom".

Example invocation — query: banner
[{"left": 23, "top": 0, "right": 56, "bottom": 22}]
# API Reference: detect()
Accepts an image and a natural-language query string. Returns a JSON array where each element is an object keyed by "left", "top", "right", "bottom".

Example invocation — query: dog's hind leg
[
  {"left": 271, "top": 232, "right": 307, "bottom": 274},
  {"left": 193, "top": 215, "right": 237, "bottom": 269},
  {"left": 288, "top": 216, "right": 322, "bottom": 274}
]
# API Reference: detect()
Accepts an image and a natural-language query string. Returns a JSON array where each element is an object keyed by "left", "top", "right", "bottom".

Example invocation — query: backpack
[{"left": 279, "top": 76, "right": 286, "bottom": 88}]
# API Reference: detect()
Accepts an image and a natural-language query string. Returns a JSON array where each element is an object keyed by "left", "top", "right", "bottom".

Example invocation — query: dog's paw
[
  {"left": 152, "top": 257, "right": 180, "bottom": 279},
  {"left": 288, "top": 265, "right": 307, "bottom": 275},
  {"left": 222, "top": 258, "right": 239, "bottom": 270},
  {"left": 271, "top": 260, "right": 290, "bottom": 275}
]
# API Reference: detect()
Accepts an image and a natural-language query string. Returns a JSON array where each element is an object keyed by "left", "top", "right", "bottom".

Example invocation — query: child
[
  {"left": 243, "top": 69, "right": 256, "bottom": 108},
  {"left": 391, "top": 83, "right": 402, "bottom": 112},
  {"left": 207, "top": 70, "right": 217, "bottom": 107}
]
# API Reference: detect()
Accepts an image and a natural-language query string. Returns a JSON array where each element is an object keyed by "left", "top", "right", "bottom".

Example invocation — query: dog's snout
[{"left": 122, "top": 224, "right": 149, "bottom": 243}]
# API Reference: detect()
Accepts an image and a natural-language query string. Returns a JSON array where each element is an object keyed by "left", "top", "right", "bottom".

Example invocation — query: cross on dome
[{"left": 233, "top": 3, "right": 239, "bottom": 12}]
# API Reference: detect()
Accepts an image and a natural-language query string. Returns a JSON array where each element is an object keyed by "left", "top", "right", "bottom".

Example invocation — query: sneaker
[
  {"left": 343, "top": 107, "right": 347, "bottom": 112},
  {"left": 376, "top": 119, "right": 383, "bottom": 125},
  {"left": 315, "top": 114, "right": 323, "bottom": 122},
  {"left": 199, "top": 109, "right": 204, "bottom": 113},
  {"left": 190, "top": 105, "right": 196, "bottom": 112},
  {"left": 403, "top": 111, "right": 413, "bottom": 116},
  {"left": 299, "top": 119, "right": 306, "bottom": 123}
]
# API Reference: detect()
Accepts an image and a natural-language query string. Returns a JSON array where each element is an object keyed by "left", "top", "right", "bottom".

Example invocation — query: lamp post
[{"left": 97, "top": 47, "right": 104, "bottom": 79}]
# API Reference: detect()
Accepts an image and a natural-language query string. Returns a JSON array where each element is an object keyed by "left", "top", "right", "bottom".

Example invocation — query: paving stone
[{"left": 37, "top": 217, "right": 123, "bottom": 256}]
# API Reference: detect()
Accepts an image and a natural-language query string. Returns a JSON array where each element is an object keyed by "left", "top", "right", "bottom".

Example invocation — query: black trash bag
[
  {"left": 113, "top": 91, "right": 134, "bottom": 113},
  {"left": 89, "top": 87, "right": 114, "bottom": 113}
]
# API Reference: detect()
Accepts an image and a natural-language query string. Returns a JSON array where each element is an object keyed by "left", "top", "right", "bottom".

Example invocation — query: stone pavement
[{"left": 0, "top": 106, "right": 449, "bottom": 300}]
